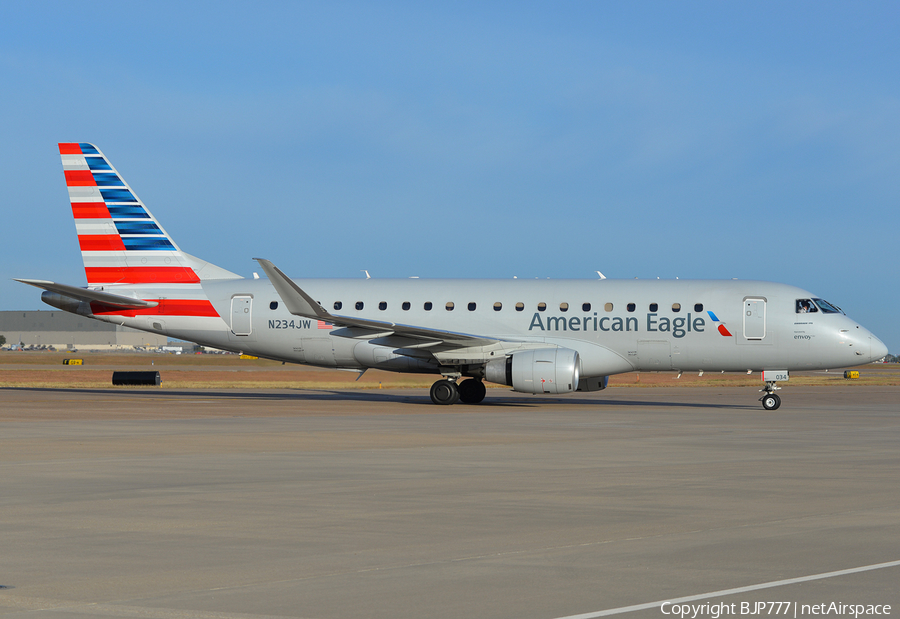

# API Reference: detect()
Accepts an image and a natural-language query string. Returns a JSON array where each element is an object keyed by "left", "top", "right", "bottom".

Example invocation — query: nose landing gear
[
  {"left": 758, "top": 372, "right": 786, "bottom": 410},
  {"left": 760, "top": 390, "right": 782, "bottom": 410}
]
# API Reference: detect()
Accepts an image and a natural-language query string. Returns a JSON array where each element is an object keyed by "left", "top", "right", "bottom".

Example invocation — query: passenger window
[
  {"left": 515, "top": 302, "right": 524, "bottom": 312},
  {"left": 424, "top": 302, "right": 433, "bottom": 311},
  {"left": 796, "top": 299, "right": 818, "bottom": 314},
  {"left": 672, "top": 303, "right": 681, "bottom": 312},
  {"left": 627, "top": 303, "right": 636, "bottom": 312},
  {"left": 649, "top": 303, "right": 658, "bottom": 312},
  {"left": 378, "top": 302, "right": 387, "bottom": 311},
  {"left": 333, "top": 301, "right": 342, "bottom": 311},
  {"left": 493, "top": 302, "right": 502, "bottom": 311},
  {"left": 446, "top": 302, "right": 455, "bottom": 311},
  {"left": 355, "top": 301, "right": 364, "bottom": 311},
  {"left": 270, "top": 301, "right": 278, "bottom": 310},
  {"left": 468, "top": 302, "right": 476, "bottom": 311},
  {"left": 537, "top": 302, "right": 547, "bottom": 312},
  {"left": 582, "top": 303, "right": 591, "bottom": 312},
  {"left": 604, "top": 302, "right": 613, "bottom": 312},
  {"left": 694, "top": 303, "right": 703, "bottom": 312},
  {"left": 560, "top": 302, "right": 569, "bottom": 312},
  {"left": 402, "top": 302, "right": 410, "bottom": 311}
]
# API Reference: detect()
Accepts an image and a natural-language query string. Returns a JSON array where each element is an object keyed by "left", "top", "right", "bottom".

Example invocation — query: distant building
[{"left": 0, "top": 310, "right": 167, "bottom": 350}]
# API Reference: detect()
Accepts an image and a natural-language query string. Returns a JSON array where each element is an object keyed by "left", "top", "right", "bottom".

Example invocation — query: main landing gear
[
  {"left": 429, "top": 378, "right": 486, "bottom": 405},
  {"left": 430, "top": 379, "right": 459, "bottom": 405},
  {"left": 458, "top": 378, "right": 486, "bottom": 404}
]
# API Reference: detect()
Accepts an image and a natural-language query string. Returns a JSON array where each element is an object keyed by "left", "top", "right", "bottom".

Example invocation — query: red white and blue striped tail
[{"left": 59, "top": 143, "right": 239, "bottom": 286}]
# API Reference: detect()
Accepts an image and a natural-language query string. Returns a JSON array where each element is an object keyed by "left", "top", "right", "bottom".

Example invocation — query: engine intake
[{"left": 485, "top": 348, "right": 580, "bottom": 394}]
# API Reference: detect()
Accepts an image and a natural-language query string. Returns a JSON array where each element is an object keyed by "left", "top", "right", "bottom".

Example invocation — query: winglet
[{"left": 253, "top": 258, "right": 331, "bottom": 321}]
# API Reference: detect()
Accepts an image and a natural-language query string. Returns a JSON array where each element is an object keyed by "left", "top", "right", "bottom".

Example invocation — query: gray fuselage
[{"left": 142, "top": 277, "right": 887, "bottom": 378}]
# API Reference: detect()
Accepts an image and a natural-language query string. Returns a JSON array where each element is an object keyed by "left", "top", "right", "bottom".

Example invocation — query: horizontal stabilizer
[
  {"left": 13, "top": 279, "right": 158, "bottom": 309},
  {"left": 253, "top": 259, "right": 495, "bottom": 347}
]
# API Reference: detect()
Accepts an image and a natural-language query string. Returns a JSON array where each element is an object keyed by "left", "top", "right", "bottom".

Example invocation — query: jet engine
[{"left": 484, "top": 348, "right": 580, "bottom": 394}]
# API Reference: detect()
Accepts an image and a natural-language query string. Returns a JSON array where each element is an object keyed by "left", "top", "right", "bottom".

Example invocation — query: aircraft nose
[{"left": 871, "top": 335, "right": 888, "bottom": 361}]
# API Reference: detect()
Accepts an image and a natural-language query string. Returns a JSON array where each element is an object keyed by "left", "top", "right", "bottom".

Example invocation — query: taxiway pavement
[{"left": 1, "top": 386, "right": 898, "bottom": 618}]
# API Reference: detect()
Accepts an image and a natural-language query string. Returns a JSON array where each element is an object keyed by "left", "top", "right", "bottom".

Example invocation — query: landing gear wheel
[
  {"left": 458, "top": 378, "right": 486, "bottom": 404},
  {"left": 430, "top": 379, "right": 460, "bottom": 405},
  {"left": 761, "top": 393, "right": 781, "bottom": 411}
]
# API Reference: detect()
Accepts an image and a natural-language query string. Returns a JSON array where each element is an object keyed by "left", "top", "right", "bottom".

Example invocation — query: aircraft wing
[
  {"left": 13, "top": 278, "right": 158, "bottom": 309},
  {"left": 253, "top": 259, "right": 497, "bottom": 347}
]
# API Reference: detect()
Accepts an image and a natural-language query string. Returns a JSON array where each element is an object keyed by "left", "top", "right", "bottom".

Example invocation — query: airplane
[{"left": 15, "top": 143, "right": 889, "bottom": 409}]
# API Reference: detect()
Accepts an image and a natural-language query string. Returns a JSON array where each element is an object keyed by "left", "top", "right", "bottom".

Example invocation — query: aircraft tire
[
  {"left": 458, "top": 378, "right": 486, "bottom": 404},
  {"left": 430, "top": 379, "right": 460, "bottom": 405},
  {"left": 761, "top": 393, "right": 781, "bottom": 411}
]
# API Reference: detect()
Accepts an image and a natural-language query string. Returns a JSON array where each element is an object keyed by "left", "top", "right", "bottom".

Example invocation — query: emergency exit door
[{"left": 743, "top": 298, "right": 766, "bottom": 340}]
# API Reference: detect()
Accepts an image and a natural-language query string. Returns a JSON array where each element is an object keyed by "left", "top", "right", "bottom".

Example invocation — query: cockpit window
[
  {"left": 796, "top": 299, "right": 818, "bottom": 314},
  {"left": 812, "top": 298, "right": 843, "bottom": 314}
]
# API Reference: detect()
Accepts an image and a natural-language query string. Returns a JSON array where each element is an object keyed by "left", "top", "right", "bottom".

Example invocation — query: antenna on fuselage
[
  {"left": 596, "top": 271, "right": 606, "bottom": 280},
  {"left": 362, "top": 270, "right": 371, "bottom": 279}
]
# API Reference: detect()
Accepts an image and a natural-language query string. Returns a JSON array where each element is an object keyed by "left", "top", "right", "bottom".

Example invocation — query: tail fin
[{"left": 59, "top": 143, "right": 240, "bottom": 286}]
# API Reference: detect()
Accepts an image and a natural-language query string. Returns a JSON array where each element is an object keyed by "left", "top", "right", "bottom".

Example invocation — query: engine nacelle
[{"left": 484, "top": 348, "right": 580, "bottom": 394}]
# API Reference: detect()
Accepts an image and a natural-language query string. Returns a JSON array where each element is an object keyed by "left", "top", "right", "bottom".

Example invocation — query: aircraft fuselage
[{"left": 74, "top": 277, "right": 880, "bottom": 377}]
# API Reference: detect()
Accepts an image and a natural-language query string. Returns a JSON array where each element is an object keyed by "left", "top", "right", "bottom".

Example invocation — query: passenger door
[{"left": 743, "top": 298, "right": 766, "bottom": 340}]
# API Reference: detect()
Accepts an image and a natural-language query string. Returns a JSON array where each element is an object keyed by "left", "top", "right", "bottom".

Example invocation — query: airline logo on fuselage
[{"left": 528, "top": 311, "right": 708, "bottom": 339}]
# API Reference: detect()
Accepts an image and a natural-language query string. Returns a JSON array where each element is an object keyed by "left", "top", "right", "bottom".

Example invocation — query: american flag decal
[{"left": 317, "top": 320, "right": 333, "bottom": 330}]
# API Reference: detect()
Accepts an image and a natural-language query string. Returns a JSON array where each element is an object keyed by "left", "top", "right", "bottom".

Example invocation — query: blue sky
[{"left": 2, "top": 2, "right": 898, "bottom": 353}]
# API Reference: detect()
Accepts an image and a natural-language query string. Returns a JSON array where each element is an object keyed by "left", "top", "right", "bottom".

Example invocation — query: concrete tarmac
[{"left": 0, "top": 385, "right": 898, "bottom": 619}]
